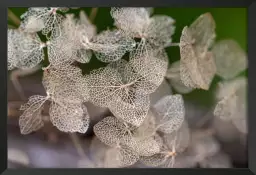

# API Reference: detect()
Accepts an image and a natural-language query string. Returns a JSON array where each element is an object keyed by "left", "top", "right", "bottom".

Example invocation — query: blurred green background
[{"left": 8, "top": 7, "right": 247, "bottom": 107}]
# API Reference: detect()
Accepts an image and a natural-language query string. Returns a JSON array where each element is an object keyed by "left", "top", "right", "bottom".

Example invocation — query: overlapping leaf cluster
[{"left": 7, "top": 7, "right": 247, "bottom": 168}]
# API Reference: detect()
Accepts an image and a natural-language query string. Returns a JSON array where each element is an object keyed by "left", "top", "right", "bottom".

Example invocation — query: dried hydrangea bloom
[
  {"left": 46, "top": 12, "right": 95, "bottom": 65},
  {"left": 199, "top": 152, "right": 232, "bottom": 168},
  {"left": 141, "top": 120, "right": 190, "bottom": 168},
  {"left": 94, "top": 116, "right": 161, "bottom": 167},
  {"left": 42, "top": 63, "right": 89, "bottom": 103},
  {"left": 110, "top": 8, "right": 175, "bottom": 48},
  {"left": 214, "top": 76, "right": 247, "bottom": 133},
  {"left": 8, "top": 29, "right": 45, "bottom": 70},
  {"left": 165, "top": 60, "right": 194, "bottom": 94},
  {"left": 152, "top": 94, "right": 185, "bottom": 134},
  {"left": 20, "top": 7, "right": 68, "bottom": 39},
  {"left": 179, "top": 13, "right": 216, "bottom": 90},
  {"left": 212, "top": 39, "right": 247, "bottom": 80},
  {"left": 49, "top": 101, "right": 89, "bottom": 133},
  {"left": 19, "top": 95, "right": 49, "bottom": 134},
  {"left": 93, "top": 117, "right": 140, "bottom": 167},
  {"left": 87, "top": 59, "right": 165, "bottom": 126},
  {"left": 129, "top": 47, "right": 168, "bottom": 89},
  {"left": 88, "top": 29, "right": 136, "bottom": 62}
]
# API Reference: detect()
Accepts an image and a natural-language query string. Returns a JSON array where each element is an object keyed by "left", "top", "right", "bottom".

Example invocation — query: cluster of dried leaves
[{"left": 8, "top": 7, "right": 247, "bottom": 168}]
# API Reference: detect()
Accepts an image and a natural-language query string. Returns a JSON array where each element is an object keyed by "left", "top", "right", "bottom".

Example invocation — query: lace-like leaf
[
  {"left": 214, "top": 76, "right": 247, "bottom": 133},
  {"left": 110, "top": 8, "right": 175, "bottom": 48},
  {"left": 49, "top": 101, "right": 89, "bottom": 133},
  {"left": 104, "top": 146, "right": 139, "bottom": 168},
  {"left": 140, "top": 153, "right": 167, "bottom": 167},
  {"left": 87, "top": 59, "right": 159, "bottom": 126},
  {"left": 130, "top": 47, "right": 168, "bottom": 91},
  {"left": 93, "top": 116, "right": 130, "bottom": 147},
  {"left": 20, "top": 7, "right": 65, "bottom": 39},
  {"left": 19, "top": 95, "right": 47, "bottom": 134},
  {"left": 165, "top": 60, "right": 194, "bottom": 94},
  {"left": 42, "top": 63, "right": 89, "bottom": 103},
  {"left": 110, "top": 8, "right": 151, "bottom": 38},
  {"left": 89, "top": 29, "right": 136, "bottom": 62},
  {"left": 8, "top": 29, "right": 45, "bottom": 70},
  {"left": 153, "top": 95, "right": 185, "bottom": 134},
  {"left": 180, "top": 26, "right": 216, "bottom": 90},
  {"left": 212, "top": 39, "right": 247, "bottom": 80}
]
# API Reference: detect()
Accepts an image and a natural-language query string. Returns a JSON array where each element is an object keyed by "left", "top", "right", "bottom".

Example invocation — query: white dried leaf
[
  {"left": 104, "top": 146, "right": 139, "bottom": 168},
  {"left": 8, "top": 29, "right": 45, "bottom": 70},
  {"left": 214, "top": 76, "right": 247, "bottom": 133},
  {"left": 212, "top": 39, "right": 247, "bottom": 80},
  {"left": 20, "top": 7, "right": 66, "bottom": 39},
  {"left": 130, "top": 46, "right": 169, "bottom": 91},
  {"left": 93, "top": 116, "right": 130, "bottom": 147},
  {"left": 49, "top": 101, "right": 89, "bottom": 133},
  {"left": 88, "top": 59, "right": 161, "bottom": 126},
  {"left": 42, "top": 63, "right": 89, "bottom": 103},
  {"left": 19, "top": 95, "right": 48, "bottom": 134},
  {"left": 180, "top": 27, "right": 216, "bottom": 90},
  {"left": 179, "top": 13, "right": 216, "bottom": 90},
  {"left": 166, "top": 60, "right": 194, "bottom": 94},
  {"left": 89, "top": 29, "right": 136, "bottom": 62},
  {"left": 110, "top": 8, "right": 175, "bottom": 48},
  {"left": 153, "top": 94, "right": 185, "bottom": 134}
]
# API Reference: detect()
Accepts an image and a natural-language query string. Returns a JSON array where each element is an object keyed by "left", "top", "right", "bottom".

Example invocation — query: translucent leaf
[
  {"left": 146, "top": 15, "right": 175, "bottom": 47},
  {"left": 110, "top": 8, "right": 175, "bottom": 48},
  {"left": 214, "top": 76, "right": 247, "bottom": 133},
  {"left": 42, "top": 63, "right": 89, "bottom": 103},
  {"left": 20, "top": 7, "right": 65, "bottom": 39},
  {"left": 140, "top": 153, "right": 167, "bottom": 167},
  {"left": 49, "top": 102, "right": 89, "bottom": 133},
  {"left": 153, "top": 95, "right": 185, "bottom": 134},
  {"left": 212, "top": 39, "right": 247, "bottom": 80},
  {"left": 93, "top": 116, "right": 130, "bottom": 147},
  {"left": 110, "top": 8, "right": 151, "bottom": 38},
  {"left": 165, "top": 60, "right": 194, "bottom": 94},
  {"left": 89, "top": 29, "right": 136, "bottom": 62},
  {"left": 180, "top": 27, "right": 216, "bottom": 90},
  {"left": 104, "top": 146, "right": 139, "bottom": 168},
  {"left": 19, "top": 95, "right": 48, "bottom": 134},
  {"left": 8, "top": 29, "right": 45, "bottom": 70},
  {"left": 189, "top": 131, "right": 220, "bottom": 162},
  {"left": 87, "top": 59, "right": 159, "bottom": 126},
  {"left": 163, "top": 120, "right": 190, "bottom": 153},
  {"left": 188, "top": 12, "right": 216, "bottom": 56},
  {"left": 130, "top": 46, "right": 169, "bottom": 91}
]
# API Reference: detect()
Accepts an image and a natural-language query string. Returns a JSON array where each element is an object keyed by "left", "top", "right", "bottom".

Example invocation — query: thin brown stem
[
  {"left": 69, "top": 133, "right": 87, "bottom": 158},
  {"left": 89, "top": 8, "right": 98, "bottom": 23},
  {"left": 8, "top": 9, "right": 20, "bottom": 26}
]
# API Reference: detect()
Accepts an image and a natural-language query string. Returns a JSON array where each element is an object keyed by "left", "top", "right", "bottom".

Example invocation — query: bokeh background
[{"left": 7, "top": 7, "right": 248, "bottom": 168}]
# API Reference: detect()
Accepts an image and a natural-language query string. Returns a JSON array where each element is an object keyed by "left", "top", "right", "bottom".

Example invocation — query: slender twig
[
  {"left": 69, "top": 133, "right": 87, "bottom": 158},
  {"left": 10, "top": 65, "right": 42, "bottom": 101},
  {"left": 8, "top": 9, "right": 20, "bottom": 26},
  {"left": 8, "top": 24, "right": 16, "bottom": 29},
  {"left": 89, "top": 8, "right": 98, "bottom": 23}
]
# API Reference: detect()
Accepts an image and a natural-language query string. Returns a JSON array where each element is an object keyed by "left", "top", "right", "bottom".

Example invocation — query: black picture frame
[{"left": 1, "top": 0, "right": 255, "bottom": 175}]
